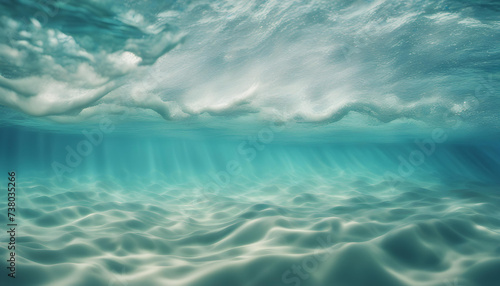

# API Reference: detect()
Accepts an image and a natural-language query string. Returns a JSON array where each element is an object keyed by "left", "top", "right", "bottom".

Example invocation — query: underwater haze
[{"left": 0, "top": 0, "right": 499, "bottom": 285}]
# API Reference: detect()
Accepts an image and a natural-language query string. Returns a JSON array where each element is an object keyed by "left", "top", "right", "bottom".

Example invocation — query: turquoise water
[
  {"left": 1, "top": 128, "right": 499, "bottom": 286},
  {"left": 1, "top": 0, "right": 500, "bottom": 285}
]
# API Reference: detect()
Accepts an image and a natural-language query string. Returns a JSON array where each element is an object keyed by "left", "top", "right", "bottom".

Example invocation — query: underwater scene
[{"left": 0, "top": 0, "right": 499, "bottom": 285}]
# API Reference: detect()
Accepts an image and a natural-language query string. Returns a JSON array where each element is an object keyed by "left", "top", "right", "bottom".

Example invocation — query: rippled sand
[{"left": 2, "top": 173, "right": 499, "bottom": 286}]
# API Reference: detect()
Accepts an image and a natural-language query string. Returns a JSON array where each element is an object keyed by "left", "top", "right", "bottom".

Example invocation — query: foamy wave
[
  {"left": 0, "top": 0, "right": 498, "bottom": 131},
  {"left": 0, "top": 0, "right": 183, "bottom": 117}
]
